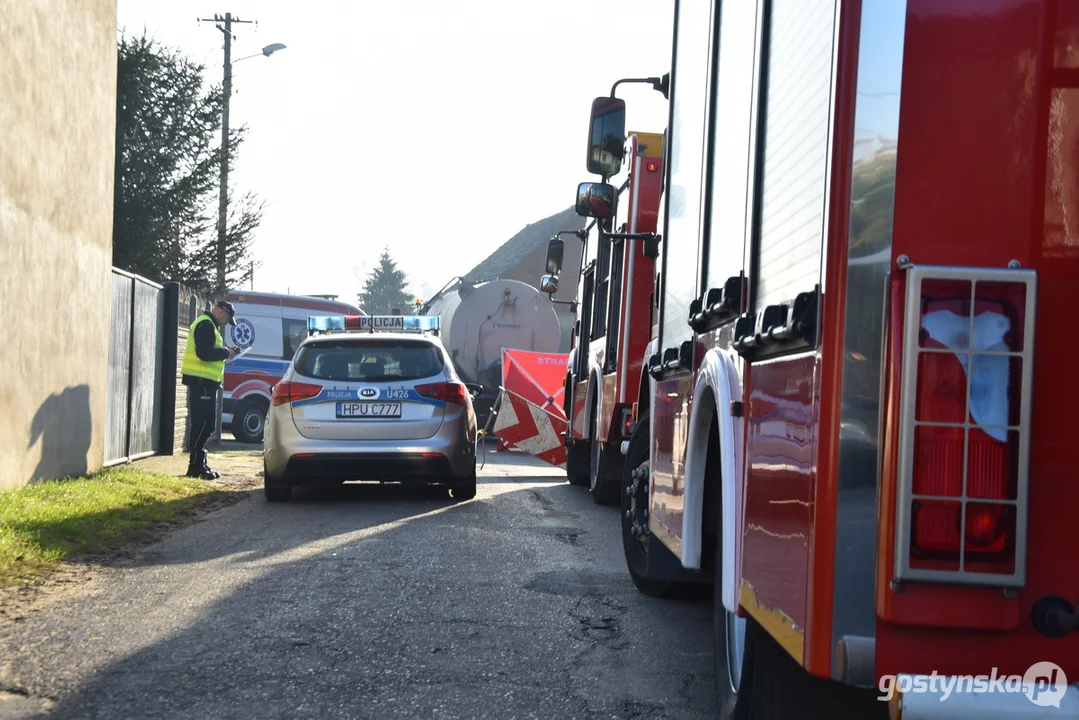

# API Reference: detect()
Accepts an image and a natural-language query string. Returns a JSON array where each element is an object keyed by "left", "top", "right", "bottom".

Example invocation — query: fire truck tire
[
  {"left": 568, "top": 392, "right": 593, "bottom": 487},
  {"left": 733, "top": 617, "right": 889, "bottom": 719},
  {"left": 232, "top": 398, "right": 267, "bottom": 444},
  {"left": 568, "top": 449, "right": 590, "bottom": 487},
  {"left": 589, "top": 406, "right": 618, "bottom": 505},
  {"left": 620, "top": 415, "right": 687, "bottom": 598},
  {"left": 713, "top": 526, "right": 747, "bottom": 717}
]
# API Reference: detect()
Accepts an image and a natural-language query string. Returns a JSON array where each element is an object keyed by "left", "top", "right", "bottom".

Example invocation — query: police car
[{"left": 262, "top": 314, "right": 482, "bottom": 501}]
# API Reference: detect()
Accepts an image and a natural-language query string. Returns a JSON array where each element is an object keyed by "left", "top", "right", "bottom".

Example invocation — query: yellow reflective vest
[{"left": 181, "top": 314, "right": 225, "bottom": 384}]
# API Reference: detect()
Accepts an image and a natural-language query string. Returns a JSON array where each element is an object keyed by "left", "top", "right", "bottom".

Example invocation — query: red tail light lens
[
  {"left": 271, "top": 381, "right": 323, "bottom": 406},
  {"left": 415, "top": 381, "right": 468, "bottom": 405},
  {"left": 909, "top": 279, "right": 1024, "bottom": 573}
]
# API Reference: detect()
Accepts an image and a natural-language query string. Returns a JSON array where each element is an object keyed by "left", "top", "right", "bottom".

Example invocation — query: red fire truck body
[
  {"left": 560, "top": 131, "right": 664, "bottom": 503},
  {"left": 577, "top": 0, "right": 1079, "bottom": 716}
]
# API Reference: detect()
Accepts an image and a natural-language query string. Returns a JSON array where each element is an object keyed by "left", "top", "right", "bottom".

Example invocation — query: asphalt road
[{"left": 0, "top": 448, "right": 716, "bottom": 719}]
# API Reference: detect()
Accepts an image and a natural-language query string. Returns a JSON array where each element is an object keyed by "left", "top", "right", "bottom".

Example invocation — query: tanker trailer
[{"left": 420, "top": 278, "right": 561, "bottom": 427}]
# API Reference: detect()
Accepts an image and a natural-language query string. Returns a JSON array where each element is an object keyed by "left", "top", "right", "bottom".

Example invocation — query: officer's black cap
[{"left": 216, "top": 300, "right": 237, "bottom": 325}]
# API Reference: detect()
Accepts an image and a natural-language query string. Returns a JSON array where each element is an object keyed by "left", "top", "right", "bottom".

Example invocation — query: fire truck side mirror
[
  {"left": 575, "top": 181, "right": 616, "bottom": 219},
  {"left": 587, "top": 96, "right": 626, "bottom": 177},
  {"left": 540, "top": 274, "right": 559, "bottom": 295},
  {"left": 545, "top": 237, "right": 565, "bottom": 275}
]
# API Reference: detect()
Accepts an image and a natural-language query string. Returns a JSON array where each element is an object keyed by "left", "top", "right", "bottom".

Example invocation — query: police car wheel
[
  {"left": 233, "top": 399, "right": 266, "bottom": 444},
  {"left": 264, "top": 483, "right": 290, "bottom": 502},
  {"left": 449, "top": 470, "right": 477, "bottom": 501},
  {"left": 263, "top": 458, "right": 290, "bottom": 502}
]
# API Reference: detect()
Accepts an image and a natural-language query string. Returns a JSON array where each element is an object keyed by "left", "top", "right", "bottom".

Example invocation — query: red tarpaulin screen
[
  {"left": 491, "top": 349, "right": 570, "bottom": 468},
  {"left": 500, "top": 349, "right": 568, "bottom": 420}
]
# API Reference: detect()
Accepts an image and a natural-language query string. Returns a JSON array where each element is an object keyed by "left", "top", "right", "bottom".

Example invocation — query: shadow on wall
[{"left": 28, "top": 385, "right": 93, "bottom": 483}]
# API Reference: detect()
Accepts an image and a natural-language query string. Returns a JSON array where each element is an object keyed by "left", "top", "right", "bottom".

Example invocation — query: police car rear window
[{"left": 295, "top": 340, "right": 444, "bottom": 382}]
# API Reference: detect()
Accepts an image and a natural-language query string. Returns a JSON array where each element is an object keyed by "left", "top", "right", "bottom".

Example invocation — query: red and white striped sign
[
  {"left": 490, "top": 348, "right": 570, "bottom": 468},
  {"left": 492, "top": 389, "right": 568, "bottom": 469}
]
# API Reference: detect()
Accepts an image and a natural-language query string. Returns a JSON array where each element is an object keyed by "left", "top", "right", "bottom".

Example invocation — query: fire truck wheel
[
  {"left": 589, "top": 408, "right": 618, "bottom": 505},
  {"left": 232, "top": 398, "right": 267, "bottom": 444},
  {"left": 713, "top": 524, "right": 748, "bottom": 717},
  {"left": 568, "top": 466, "right": 590, "bottom": 486},
  {"left": 620, "top": 416, "right": 685, "bottom": 598},
  {"left": 734, "top": 617, "right": 889, "bottom": 719}
]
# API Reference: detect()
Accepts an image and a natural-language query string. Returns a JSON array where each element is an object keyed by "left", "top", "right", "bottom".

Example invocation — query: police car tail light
[
  {"left": 271, "top": 380, "right": 323, "bottom": 406},
  {"left": 895, "top": 270, "right": 1035, "bottom": 585},
  {"left": 415, "top": 381, "right": 468, "bottom": 405}
]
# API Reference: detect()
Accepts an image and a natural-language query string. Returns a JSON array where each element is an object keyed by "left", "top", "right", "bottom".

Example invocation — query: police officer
[{"left": 181, "top": 300, "right": 240, "bottom": 479}]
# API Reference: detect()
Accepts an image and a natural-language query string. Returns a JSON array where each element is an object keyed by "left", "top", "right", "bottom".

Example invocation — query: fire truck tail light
[{"left": 895, "top": 269, "right": 1035, "bottom": 586}]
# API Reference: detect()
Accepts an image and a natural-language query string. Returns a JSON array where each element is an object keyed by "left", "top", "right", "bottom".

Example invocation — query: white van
[{"left": 221, "top": 290, "right": 365, "bottom": 443}]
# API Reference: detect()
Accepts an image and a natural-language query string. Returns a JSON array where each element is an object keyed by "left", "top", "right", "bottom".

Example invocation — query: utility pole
[{"left": 199, "top": 12, "right": 255, "bottom": 297}]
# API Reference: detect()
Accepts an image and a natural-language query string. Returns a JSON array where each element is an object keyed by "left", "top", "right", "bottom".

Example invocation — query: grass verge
[{"left": 0, "top": 469, "right": 226, "bottom": 587}]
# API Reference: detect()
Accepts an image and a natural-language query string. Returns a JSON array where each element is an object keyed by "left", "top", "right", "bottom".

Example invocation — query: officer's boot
[
  {"left": 186, "top": 452, "right": 203, "bottom": 478},
  {"left": 199, "top": 450, "right": 221, "bottom": 480}
]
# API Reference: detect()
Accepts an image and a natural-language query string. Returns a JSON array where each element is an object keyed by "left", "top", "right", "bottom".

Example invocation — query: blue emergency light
[{"left": 306, "top": 314, "right": 440, "bottom": 335}]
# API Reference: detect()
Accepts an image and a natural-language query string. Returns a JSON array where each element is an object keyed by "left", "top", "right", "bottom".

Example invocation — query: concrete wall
[{"left": 0, "top": 0, "right": 118, "bottom": 489}]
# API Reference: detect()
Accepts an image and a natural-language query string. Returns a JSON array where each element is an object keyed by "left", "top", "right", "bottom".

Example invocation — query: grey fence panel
[
  {"left": 127, "top": 277, "right": 165, "bottom": 458},
  {"left": 105, "top": 272, "right": 133, "bottom": 463}
]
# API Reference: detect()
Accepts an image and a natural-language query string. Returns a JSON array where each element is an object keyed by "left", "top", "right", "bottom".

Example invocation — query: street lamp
[
  {"left": 200, "top": 12, "right": 287, "bottom": 294},
  {"left": 234, "top": 42, "right": 287, "bottom": 63}
]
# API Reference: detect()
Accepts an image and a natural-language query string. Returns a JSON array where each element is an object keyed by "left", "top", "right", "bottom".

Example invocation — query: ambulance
[{"left": 221, "top": 290, "right": 364, "bottom": 443}]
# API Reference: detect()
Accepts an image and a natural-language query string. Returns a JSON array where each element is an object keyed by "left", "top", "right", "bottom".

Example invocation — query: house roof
[{"left": 463, "top": 206, "right": 586, "bottom": 283}]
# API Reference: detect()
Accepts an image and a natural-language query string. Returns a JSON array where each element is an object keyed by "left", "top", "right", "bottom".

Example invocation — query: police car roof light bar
[{"left": 307, "top": 314, "right": 441, "bottom": 336}]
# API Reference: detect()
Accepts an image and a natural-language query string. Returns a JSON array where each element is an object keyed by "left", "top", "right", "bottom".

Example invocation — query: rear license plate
[{"left": 336, "top": 402, "right": 402, "bottom": 418}]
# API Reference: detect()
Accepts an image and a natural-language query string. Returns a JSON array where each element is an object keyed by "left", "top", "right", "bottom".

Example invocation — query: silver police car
[{"left": 262, "top": 315, "right": 480, "bottom": 501}]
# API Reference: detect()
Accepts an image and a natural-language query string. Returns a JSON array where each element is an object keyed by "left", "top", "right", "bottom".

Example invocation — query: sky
[{"left": 115, "top": 1, "right": 674, "bottom": 305}]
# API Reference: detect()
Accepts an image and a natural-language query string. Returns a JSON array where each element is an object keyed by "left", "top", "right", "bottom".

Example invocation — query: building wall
[{"left": 0, "top": 0, "right": 118, "bottom": 489}]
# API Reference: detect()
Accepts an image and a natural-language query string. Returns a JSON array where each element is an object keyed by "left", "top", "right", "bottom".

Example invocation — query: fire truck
[
  {"left": 573, "top": 1, "right": 1079, "bottom": 718},
  {"left": 540, "top": 125, "right": 665, "bottom": 504}
]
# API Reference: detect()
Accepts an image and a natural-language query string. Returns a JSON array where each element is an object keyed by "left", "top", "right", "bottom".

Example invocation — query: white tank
[{"left": 422, "top": 278, "right": 562, "bottom": 396}]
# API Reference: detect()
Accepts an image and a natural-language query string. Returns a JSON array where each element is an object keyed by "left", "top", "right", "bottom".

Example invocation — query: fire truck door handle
[{"left": 688, "top": 276, "right": 744, "bottom": 333}]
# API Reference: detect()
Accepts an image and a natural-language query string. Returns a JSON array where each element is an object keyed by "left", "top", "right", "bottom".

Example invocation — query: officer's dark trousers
[{"left": 187, "top": 382, "right": 218, "bottom": 470}]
